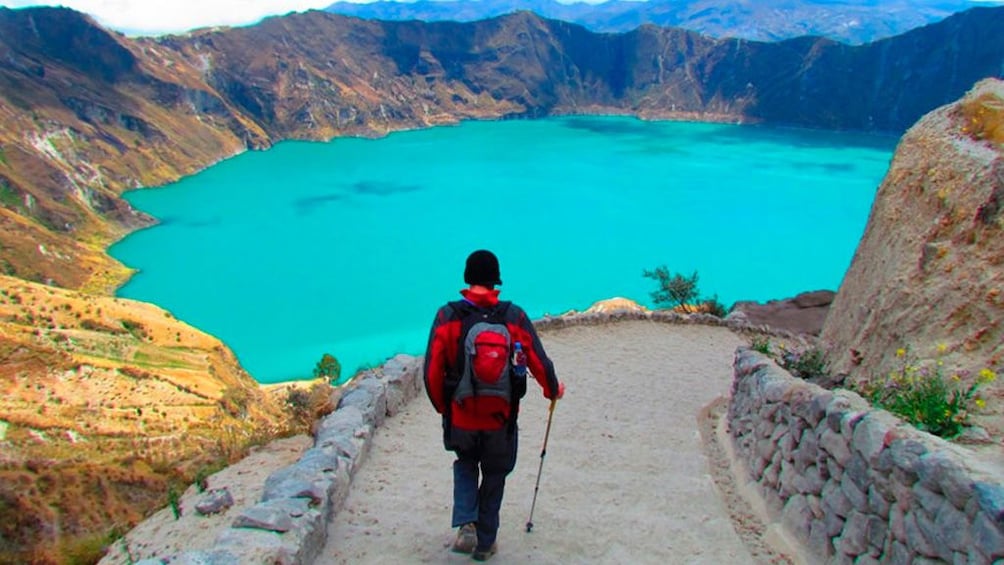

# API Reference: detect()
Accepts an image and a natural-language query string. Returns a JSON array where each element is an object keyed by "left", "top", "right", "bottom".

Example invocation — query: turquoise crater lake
[{"left": 110, "top": 116, "right": 896, "bottom": 383}]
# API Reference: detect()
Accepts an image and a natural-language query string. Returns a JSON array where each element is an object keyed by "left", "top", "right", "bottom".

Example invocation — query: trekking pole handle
[{"left": 540, "top": 399, "right": 557, "bottom": 457}]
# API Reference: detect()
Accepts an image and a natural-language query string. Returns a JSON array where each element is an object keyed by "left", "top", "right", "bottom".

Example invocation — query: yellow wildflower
[
  {"left": 951, "top": 374, "right": 961, "bottom": 382},
  {"left": 937, "top": 343, "right": 947, "bottom": 353},
  {"left": 975, "top": 398, "right": 986, "bottom": 409},
  {"left": 978, "top": 368, "right": 998, "bottom": 384},
  {"left": 896, "top": 348, "right": 906, "bottom": 358}
]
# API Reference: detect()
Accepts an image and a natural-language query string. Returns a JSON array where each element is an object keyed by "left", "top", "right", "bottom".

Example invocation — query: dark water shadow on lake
[
  {"left": 559, "top": 116, "right": 660, "bottom": 139},
  {"left": 562, "top": 115, "right": 899, "bottom": 153},
  {"left": 295, "top": 193, "right": 346, "bottom": 214},
  {"left": 353, "top": 180, "right": 422, "bottom": 197},
  {"left": 293, "top": 181, "right": 423, "bottom": 215},
  {"left": 793, "top": 161, "right": 859, "bottom": 173},
  {"left": 155, "top": 216, "right": 222, "bottom": 229},
  {"left": 694, "top": 123, "right": 899, "bottom": 152}
]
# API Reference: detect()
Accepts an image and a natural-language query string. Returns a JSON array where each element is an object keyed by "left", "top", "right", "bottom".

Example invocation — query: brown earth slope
[{"left": 0, "top": 274, "right": 306, "bottom": 564}]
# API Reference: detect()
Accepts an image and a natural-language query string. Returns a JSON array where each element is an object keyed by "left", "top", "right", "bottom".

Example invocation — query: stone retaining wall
[{"left": 728, "top": 349, "right": 1004, "bottom": 564}]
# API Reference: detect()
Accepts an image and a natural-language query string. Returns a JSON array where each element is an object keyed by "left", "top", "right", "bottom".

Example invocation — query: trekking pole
[{"left": 526, "top": 397, "right": 557, "bottom": 533}]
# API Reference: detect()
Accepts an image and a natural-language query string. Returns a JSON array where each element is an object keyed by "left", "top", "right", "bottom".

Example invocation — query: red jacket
[{"left": 424, "top": 288, "right": 559, "bottom": 431}]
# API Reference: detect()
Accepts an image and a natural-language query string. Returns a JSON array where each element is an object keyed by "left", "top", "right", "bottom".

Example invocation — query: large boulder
[
  {"left": 820, "top": 78, "right": 1003, "bottom": 435},
  {"left": 731, "top": 290, "right": 835, "bottom": 336}
]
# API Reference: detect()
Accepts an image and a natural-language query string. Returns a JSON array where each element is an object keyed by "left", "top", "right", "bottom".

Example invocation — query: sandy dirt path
[{"left": 319, "top": 321, "right": 770, "bottom": 564}]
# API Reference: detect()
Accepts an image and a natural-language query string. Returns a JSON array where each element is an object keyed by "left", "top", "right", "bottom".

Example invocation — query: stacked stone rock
[
  {"left": 729, "top": 349, "right": 1004, "bottom": 564},
  {"left": 533, "top": 308, "right": 731, "bottom": 331},
  {"left": 135, "top": 354, "right": 424, "bottom": 565}
]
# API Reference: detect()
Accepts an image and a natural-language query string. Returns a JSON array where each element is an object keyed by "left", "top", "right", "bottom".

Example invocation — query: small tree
[
  {"left": 313, "top": 353, "right": 341, "bottom": 383},
  {"left": 642, "top": 266, "right": 699, "bottom": 311}
]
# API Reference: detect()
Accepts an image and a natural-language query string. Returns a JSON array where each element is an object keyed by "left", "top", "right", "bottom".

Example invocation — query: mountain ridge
[{"left": 323, "top": 0, "right": 1004, "bottom": 45}]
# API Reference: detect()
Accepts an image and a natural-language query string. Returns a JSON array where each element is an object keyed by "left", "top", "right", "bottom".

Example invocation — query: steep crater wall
[{"left": 2, "top": 6, "right": 1004, "bottom": 288}]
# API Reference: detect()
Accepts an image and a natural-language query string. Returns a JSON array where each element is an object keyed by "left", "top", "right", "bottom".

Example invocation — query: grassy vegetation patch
[
  {"left": 961, "top": 92, "right": 1004, "bottom": 144},
  {"left": 120, "top": 319, "right": 148, "bottom": 340},
  {"left": 79, "top": 318, "right": 127, "bottom": 334},
  {"left": 131, "top": 347, "right": 201, "bottom": 371},
  {"left": 0, "top": 183, "right": 20, "bottom": 210}
]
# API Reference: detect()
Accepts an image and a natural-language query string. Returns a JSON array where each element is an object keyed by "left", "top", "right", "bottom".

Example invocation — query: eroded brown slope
[
  {"left": 0, "top": 274, "right": 303, "bottom": 563},
  {"left": 0, "top": 7, "right": 268, "bottom": 292}
]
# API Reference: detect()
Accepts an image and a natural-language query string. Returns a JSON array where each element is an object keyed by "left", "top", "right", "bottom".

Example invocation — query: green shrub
[
  {"left": 0, "top": 185, "right": 18, "bottom": 209},
  {"left": 167, "top": 485, "right": 181, "bottom": 520},
  {"left": 851, "top": 346, "right": 997, "bottom": 438},
  {"left": 750, "top": 335, "right": 771, "bottom": 354},
  {"left": 782, "top": 347, "right": 828, "bottom": 379},
  {"left": 702, "top": 294, "right": 729, "bottom": 318}
]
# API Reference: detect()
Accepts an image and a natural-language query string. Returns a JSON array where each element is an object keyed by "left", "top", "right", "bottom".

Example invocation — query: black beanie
[{"left": 464, "top": 250, "right": 502, "bottom": 287}]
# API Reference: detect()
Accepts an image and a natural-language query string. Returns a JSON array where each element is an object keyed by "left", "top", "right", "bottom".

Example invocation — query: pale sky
[
  {"left": 0, "top": 0, "right": 611, "bottom": 35},
  {"left": 2, "top": 0, "right": 1000, "bottom": 36},
  {"left": 0, "top": 0, "right": 348, "bottom": 35}
]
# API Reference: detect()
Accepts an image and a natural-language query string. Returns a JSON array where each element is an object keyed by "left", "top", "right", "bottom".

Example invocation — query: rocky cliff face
[
  {"left": 0, "top": 7, "right": 260, "bottom": 292},
  {"left": 820, "top": 78, "right": 1003, "bottom": 429}
]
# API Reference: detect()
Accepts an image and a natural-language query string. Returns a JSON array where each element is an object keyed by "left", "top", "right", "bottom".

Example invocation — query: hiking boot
[
  {"left": 451, "top": 523, "right": 477, "bottom": 554},
  {"left": 471, "top": 543, "right": 498, "bottom": 561}
]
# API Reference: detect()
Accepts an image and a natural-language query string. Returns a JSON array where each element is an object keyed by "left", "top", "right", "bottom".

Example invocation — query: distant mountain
[{"left": 324, "top": 0, "right": 1004, "bottom": 44}]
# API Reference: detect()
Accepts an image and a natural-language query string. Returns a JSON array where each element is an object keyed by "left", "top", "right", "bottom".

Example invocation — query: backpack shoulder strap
[
  {"left": 449, "top": 300, "right": 510, "bottom": 319},
  {"left": 446, "top": 300, "right": 471, "bottom": 318}
]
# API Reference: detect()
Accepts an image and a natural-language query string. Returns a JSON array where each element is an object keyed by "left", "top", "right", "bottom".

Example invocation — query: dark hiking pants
[{"left": 448, "top": 426, "right": 518, "bottom": 550}]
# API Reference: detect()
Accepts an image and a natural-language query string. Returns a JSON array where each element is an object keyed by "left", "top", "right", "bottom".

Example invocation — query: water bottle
[{"left": 513, "top": 341, "right": 528, "bottom": 377}]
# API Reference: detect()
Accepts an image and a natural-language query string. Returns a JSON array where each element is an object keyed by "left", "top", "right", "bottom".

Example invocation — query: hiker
[{"left": 424, "top": 249, "right": 564, "bottom": 561}]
